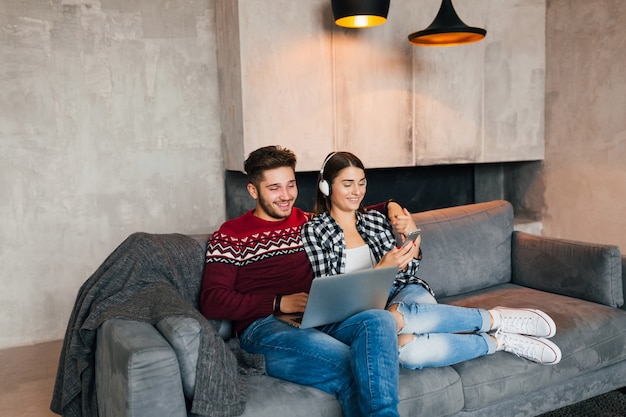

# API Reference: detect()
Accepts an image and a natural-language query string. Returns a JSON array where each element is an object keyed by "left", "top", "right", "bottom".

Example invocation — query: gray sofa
[{"left": 95, "top": 200, "right": 626, "bottom": 417}]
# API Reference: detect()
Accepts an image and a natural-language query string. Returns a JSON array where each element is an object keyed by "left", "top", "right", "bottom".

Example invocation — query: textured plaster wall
[
  {"left": 218, "top": 0, "right": 546, "bottom": 172},
  {"left": 0, "top": 0, "right": 224, "bottom": 348},
  {"left": 543, "top": 0, "right": 626, "bottom": 249},
  {"left": 2, "top": 0, "right": 624, "bottom": 350}
]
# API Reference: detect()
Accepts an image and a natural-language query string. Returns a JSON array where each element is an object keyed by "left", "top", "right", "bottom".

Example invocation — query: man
[{"left": 200, "top": 145, "right": 401, "bottom": 417}]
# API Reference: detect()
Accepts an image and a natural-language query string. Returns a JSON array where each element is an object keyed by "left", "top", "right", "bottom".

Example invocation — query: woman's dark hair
[
  {"left": 313, "top": 151, "right": 366, "bottom": 215},
  {"left": 244, "top": 145, "right": 297, "bottom": 188}
]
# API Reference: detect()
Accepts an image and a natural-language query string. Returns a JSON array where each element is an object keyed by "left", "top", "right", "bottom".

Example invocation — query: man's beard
[{"left": 257, "top": 195, "right": 293, "bottom": 220}]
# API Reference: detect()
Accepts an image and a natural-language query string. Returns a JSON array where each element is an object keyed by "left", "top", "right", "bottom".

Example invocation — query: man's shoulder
[
  {"left": 216, "top": 207, "right": 310, "bottom": 238},
  {"left": 216, "top": 210, "right": 254, "bottom": 236},
  {"left": 291, "top": 207, "right": 312, "bottom": 223}
]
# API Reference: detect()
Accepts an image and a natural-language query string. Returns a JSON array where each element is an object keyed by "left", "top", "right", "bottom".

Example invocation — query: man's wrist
[
  {"left": 386, "top": 199, "right": 403, "bottom": 219},
  {"left": 274, "top": 294, "right": 283, "bottom": 313},
  {"left": 387, "top": 199, "right": 401, "bottom": 211}
]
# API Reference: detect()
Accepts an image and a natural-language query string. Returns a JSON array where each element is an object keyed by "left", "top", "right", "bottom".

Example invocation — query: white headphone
[{"left": 318, "top": 152, "right": 337, "bottom": 197}]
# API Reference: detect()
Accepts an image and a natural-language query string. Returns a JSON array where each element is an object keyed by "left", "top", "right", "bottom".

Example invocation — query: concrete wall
[
  {"left": 218, "top": 0, "right": 546, "bottom": 172},
  {"left": 1, "top": 0, "right": 624, "bottom": 349},
  {"left": 0, "top": 0, "right": 224, "bottom": 348},
  {"left": 543, "top": 0, "right": 626, "bottom": 248}
]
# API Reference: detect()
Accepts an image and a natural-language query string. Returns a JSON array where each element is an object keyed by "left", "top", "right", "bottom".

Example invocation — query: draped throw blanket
[{"left": 50, "top": 232, "right": 265, "bottom": 417}]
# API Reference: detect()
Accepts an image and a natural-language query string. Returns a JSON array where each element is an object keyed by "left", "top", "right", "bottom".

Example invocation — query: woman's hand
[
  {"left": 390, "top": 207, "right": 421, "bottom": 258},
  {"left": 411, "top": 233, "right": 422, "bottom": 259},
  {"left": 376, "top": 241, "right": 417, "bottom": 272}
]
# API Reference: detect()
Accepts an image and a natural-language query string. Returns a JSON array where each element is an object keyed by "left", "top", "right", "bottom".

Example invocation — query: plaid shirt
[{"left": 301, "top": 209, "right": 434, "bottom": 296}]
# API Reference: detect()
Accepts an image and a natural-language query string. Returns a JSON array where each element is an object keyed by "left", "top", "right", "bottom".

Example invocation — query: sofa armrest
[
  {"left": 96, "top": 319, "right": 187, "bottom": 417},
  {"left": 512, "top": 231, "right": 623, "bottom": 307}
]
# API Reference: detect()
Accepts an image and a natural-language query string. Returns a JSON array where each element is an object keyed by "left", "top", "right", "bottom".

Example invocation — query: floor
[{"left": 0, "top": 340, "right": 63, "bottom": 417}]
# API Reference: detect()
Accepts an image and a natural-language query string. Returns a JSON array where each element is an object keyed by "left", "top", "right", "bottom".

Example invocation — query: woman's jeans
[
  {"left": 388, "top": 283, "right": 497, "bottom": 369},
  {"left": 240, "top": 309, "right": 399, "bottom": 417}
]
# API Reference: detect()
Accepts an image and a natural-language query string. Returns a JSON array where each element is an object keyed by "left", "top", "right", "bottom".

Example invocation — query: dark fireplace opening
[{"left": 225, "top": 161, "right": 543, "bottom": 221}]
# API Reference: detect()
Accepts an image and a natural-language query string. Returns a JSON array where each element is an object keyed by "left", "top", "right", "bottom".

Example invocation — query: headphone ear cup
[{"left": 318, "top": 179, "right": 330, "bottom": 197}]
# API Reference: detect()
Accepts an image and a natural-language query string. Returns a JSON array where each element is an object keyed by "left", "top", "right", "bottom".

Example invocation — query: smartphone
[{"left": 398, "top": 229, "right": 421, "bottom": 248}]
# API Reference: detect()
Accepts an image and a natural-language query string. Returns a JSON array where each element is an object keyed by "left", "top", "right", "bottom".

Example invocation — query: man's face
[{"left": 247, "top": 166, "right": 298, "bottom": 221}]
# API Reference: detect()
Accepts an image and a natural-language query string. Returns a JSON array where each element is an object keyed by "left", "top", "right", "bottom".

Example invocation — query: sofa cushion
[
  {"left": 237, "top": 366, "right": 464, "bottom": 417},
  {"left": 239, "top": 375, "right": 342, "bottom": 416},
  {"left": 412, "top": 200, "right": 514, "bottom": 298},
  {"left": 441, "top": 283, "right": 626, "bottom": 411},
  {"left": 398, "top": 366, "right": 464, "bottom": 416}
]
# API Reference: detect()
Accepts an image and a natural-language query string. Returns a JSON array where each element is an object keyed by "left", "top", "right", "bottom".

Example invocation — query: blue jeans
[
  {"left": 240, "top": 310, "right": 399, "bottom": 417},
  {"left": 387, "top": 283, "right": 497, "bottom": 369}
]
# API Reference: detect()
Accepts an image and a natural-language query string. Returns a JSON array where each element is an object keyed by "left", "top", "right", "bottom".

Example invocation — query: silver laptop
[{"left": 276, "top": 267, "right": 397, "bottom": 329}]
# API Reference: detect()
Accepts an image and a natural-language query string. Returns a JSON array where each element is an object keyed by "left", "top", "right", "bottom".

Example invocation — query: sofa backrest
[
  {"left": 192, "top": 200, "right": 515, "bottom": 301},
  {"left": 411, "top": 200, "right": 514, "bottom": 298}
]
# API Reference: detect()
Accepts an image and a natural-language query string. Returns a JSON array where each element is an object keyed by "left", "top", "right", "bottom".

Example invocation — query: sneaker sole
[
  {"left": 500, "top": 333, "right": 563, "bottom": 365},
  {"left": 529, "top": 336, "right": 562, "bottom": 365}
]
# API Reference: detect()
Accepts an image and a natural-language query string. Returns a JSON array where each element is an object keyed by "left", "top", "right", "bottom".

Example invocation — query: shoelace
[
  {"left": 500, "top": 314, "right": 536, "bottom": 334},
  {"left": 498, "top": 331, "right": 544, "bottom": 361}
]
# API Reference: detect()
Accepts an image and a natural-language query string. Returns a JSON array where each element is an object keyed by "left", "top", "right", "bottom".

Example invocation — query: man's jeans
[
  {"left": 388, "top": 283, "right": 497, "bottom": 369},
  {"left": 240, "top": 310, "right": 400, "bottom": 417}
]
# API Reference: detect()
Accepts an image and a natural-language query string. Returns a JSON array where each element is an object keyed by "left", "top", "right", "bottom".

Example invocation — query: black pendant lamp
[
  {"left": 332, "top": 0, "right": 391, "bottom": 28},
  {"left": 408, "top": 0, "right": 486, "bottom": 46}
]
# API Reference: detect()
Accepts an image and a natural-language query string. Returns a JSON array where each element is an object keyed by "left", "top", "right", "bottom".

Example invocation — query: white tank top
[{"left": 345, "top": 244, "right": 376, "bottom": 273}]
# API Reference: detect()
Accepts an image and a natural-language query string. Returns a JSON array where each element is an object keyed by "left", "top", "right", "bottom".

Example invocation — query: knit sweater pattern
[{"left": 201, "top": 208, "right": 313, "bottom": 335}]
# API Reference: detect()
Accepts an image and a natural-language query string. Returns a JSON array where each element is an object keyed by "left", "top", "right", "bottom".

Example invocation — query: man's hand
[
  {"left": 391, "top": 207, "right": 418, "bottom": 236},
  {"left": 278, "top": 292, "right": 309, "bottom": 314},
  {"left": 386, "top": 201, "right": 405, "bottom": 222}
]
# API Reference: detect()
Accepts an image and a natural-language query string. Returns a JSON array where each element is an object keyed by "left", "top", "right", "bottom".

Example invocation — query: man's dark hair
[{"left": 244, "top": 145, "right": 297, "bottom": 187}]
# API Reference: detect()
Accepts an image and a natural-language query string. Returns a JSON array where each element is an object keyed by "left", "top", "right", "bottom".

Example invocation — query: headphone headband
[
  {"left": 320, "top": 152, "right": 337, "bottom": 177},
  {"left": 318, "top": 152, "right": 338, "bottom": 197}
]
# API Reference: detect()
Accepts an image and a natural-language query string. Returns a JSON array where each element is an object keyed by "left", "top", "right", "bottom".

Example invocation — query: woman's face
[{"left": 330, "top": 166, "right": 367, "bottom": 213}]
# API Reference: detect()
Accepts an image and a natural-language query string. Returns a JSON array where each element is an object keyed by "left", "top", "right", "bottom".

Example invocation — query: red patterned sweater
[{"left": 200, "top": 207, "right": 314, "bottom": 335}]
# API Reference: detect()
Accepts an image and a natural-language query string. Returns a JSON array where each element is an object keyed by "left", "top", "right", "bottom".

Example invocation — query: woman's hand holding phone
[
  {"left": 401, "top": 229, "right": 421, "bottom": 248},
  {"left": 378, "top": 236, "right": 419, "bottom": 272}
]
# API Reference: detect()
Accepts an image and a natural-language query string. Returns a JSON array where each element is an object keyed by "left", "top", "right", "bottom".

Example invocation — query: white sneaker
[
  {"left": 490, "top": 307, "right": 557, "bottom": 338},
  {"left": 494, "top": 331, "right": 562, "bottom": 365}
]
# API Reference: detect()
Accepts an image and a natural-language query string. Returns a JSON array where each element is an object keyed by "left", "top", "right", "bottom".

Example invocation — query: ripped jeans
[{"left": 387, "top": 283, "right": 497, "bottom": 369}]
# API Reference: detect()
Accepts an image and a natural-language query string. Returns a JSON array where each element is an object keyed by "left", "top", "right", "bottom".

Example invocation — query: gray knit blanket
[{"left": 50, "top": 232, "right": 265, "bottom": 417}]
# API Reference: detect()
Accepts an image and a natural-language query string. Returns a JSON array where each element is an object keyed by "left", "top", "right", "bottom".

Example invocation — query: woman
[{"left": 301, "top": 151, "right": 562, "bottom": 368}]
